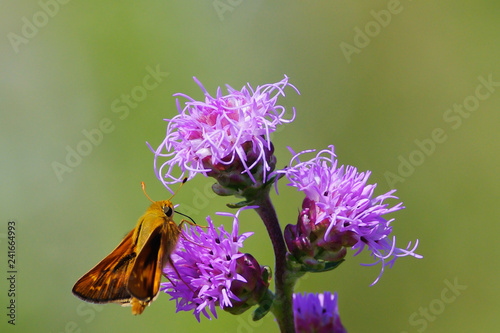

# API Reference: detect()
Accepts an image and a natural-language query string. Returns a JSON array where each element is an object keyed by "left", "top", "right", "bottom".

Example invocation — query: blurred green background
[{"left": 1, "top": 1, "right": 499, "bottom": 332}]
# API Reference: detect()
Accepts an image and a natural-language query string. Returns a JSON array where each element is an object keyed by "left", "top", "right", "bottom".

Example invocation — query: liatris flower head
[
  {"left": 293, "top": 292, "right": 347, "bottom": 333},
  {"left": 161, "top": 207, "right": 269, "bottom": 321},
  {"left": 150, "top": 76, "right": 299, "bottom": 200},
  {"left": 281, "top": 146, "right": 422, "bottom": 284}
]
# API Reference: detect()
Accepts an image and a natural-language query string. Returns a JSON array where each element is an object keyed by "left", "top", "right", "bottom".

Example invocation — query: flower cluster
[
  {"left": 150, "top": 76, "right": 299, "bottom": 193},
  {"left": 293, "top": 292, "right": 346, "bottom": 333},
  {"left": 281, "top": 146, "right": 422, "bottom": 284},
  {"left": 162, "top": 208, "right": 269, "bottom": 321},
  {"left": 150, "top": 77, "right": 422, "bottom": 332}
]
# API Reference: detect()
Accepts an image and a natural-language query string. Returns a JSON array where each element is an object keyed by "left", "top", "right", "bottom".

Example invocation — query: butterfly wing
[
  {"left": 127, "top": 220, "right": 167, "bottom": 302},
  {"left": 72, "top": 229, "right": 137, "bottom": 304}
]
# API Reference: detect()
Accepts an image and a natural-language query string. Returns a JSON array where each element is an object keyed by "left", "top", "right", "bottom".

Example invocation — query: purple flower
[
  {"left": 150, "top": 76, "right": 299, "bottom": 192},
  {"left": 293, "top": 292, "right": 346, "bottom": 333},
  {"left": 161, "top": 207, "right": 268, "bottom": 321},
  {"left": 280, "top": 146, "right": 422, "bottom": 284}
]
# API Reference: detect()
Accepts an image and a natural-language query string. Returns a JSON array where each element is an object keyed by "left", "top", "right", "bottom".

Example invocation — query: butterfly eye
[{"left": 163, "top": 205, "right": 173, "bottom": 217}]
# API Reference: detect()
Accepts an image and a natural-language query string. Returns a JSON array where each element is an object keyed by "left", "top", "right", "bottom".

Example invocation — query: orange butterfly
[{"left": 72, "top": 180, "right": 192, "bottom": 315}]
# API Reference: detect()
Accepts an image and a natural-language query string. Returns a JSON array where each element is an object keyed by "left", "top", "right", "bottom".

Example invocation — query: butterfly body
[{"left": 72, "top": 199, "right": 180, "bottom": 315}]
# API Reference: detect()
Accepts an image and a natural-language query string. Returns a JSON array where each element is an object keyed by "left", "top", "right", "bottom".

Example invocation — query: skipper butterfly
[{"left": 72, "top": 179, "right": 191, "bottom": 315}]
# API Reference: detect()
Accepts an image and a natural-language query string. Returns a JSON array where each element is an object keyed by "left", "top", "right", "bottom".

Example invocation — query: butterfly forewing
[
  {"left": 127, "top": 220, "right": 166, "bottom": 301},
  {"left": 72, "top": 229, "right": 137, "bottom": 304}
]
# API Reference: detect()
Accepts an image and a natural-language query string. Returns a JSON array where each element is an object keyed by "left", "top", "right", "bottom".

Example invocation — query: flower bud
[
  {"left": 208, "top": 141, "right": 277, "bottom": 202},
  {"left": 224, "top": 253, "right": 271, "bottom": 315},
  {"left": 285, "top": 198, "right": 355, "bottom": 272}
]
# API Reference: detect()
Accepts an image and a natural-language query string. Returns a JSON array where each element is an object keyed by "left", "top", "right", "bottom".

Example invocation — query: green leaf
[
  {"left": 301, "top": 259, "right": 345, "bottom": 273},
  {"left": 226, "top": 200, "right": 252, "bottom": 209},
  {"left": 252, "top": 291, "right": 274, "bottom": 321}
]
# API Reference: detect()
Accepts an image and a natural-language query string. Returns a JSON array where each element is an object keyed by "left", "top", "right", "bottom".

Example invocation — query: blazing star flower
[
  {"left": 281, "top": 146, "right": 422, "bottom": 284},
  {"left": 162, "top": 207, "right": 268, "bottom": 321},
  {"left": 149, "top": 76, "right": 299, "bottom": 193},
  {"left": 293, "top": 292, "right": 346, "bottom": 333}
]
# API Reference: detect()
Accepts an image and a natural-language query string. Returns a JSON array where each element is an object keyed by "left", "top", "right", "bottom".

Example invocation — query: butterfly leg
[
  {"left": 167, "top": 256, "right": 196, "bottom": 294},
  {"left": 178, "top": 218, "right": 208, "bottom": 229}
]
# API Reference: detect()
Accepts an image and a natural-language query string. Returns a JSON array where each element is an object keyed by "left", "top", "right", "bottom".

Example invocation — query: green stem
[{"left": 254, "top": 191, "right": 295, "bottom": 333}]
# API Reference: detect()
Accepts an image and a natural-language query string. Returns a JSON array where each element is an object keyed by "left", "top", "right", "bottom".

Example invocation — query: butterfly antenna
[
  {"left": 168, "top": 177, "right": 188, "bottom": 201},
  {"left": 176, "top": 211, "right": 197, "bottom": 225},
  {"left": 141, "top": 182, "right": 155, "bottom": 204}
]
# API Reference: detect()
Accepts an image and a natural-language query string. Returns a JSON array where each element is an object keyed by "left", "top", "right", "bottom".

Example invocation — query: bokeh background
[{"left": 1, "top": 1, "right": 499, "bottom": 332}]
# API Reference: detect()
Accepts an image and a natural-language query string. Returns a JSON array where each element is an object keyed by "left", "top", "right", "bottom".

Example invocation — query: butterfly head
[
  {"left": 141, "top": 180, "right": 187, "bottom": 223},
  {"left": 159, "top": 201, "right": 174, "bottom": 219}
]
